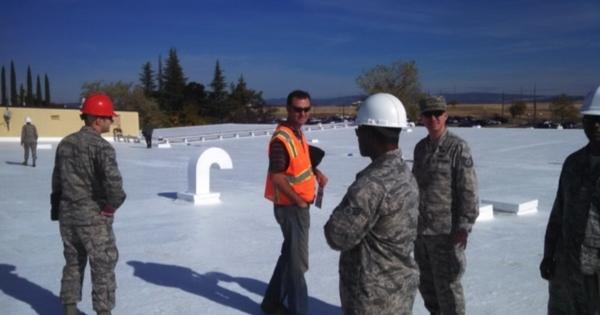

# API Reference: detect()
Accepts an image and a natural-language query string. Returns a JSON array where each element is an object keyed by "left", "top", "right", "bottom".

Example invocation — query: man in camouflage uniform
[
  {"left": 20, "top": 116, "right": 38, "bottom": 167},
  {"left": 4, "top": 107, "right": 11, "bottom": 130},
  {"left": 540, "top": 86, "right": 600, "bottom": 315},
  {"left": 51, "top": 93, "right": 126, "bottom": 315},
  {"left": 412, "top": 96, "right": 478, "bottom": 315},
  {"left": 325, "top": 93, "right": 419, "bottom": 315}
]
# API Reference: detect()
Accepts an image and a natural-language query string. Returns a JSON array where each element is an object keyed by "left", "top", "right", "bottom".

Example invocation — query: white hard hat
[
  {"left": 581, "top": 85, "right": 600, "bottom": 116},
  {"left": 25, "top": 117, "right": 31, "bottom": 123},
  {"left": 356, "top": 93, "right": 408, "bottom": 128}
]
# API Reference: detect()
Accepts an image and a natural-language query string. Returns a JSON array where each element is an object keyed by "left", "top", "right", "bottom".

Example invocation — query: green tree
[
  {"left": 1, "top": 66, "right": 6, "bottom": 106},
  {"left": 35, "top": 75, "right": 42, "bottom": 105},
  {"left": 549, "top": 94, "right": 578, "bottom": 124},
  {"left": 139, "top": 61, "right": 156, "bottom": 97},
  {"left": 161, "top": 48, "right": 186, "bottom": 113},
  {"left": 26, "top": 65, "right": 33, "bottom": 105},
  {"left": 179, "top": 81, "right": 207, "bottom": 125},
  {"left": 228, "top": 75, "right": 271, "bottom": 122},
  {"left": 44, "top": 74, "right": 50, "bottom": 105},
  {"left": 208, "top": 60, "right": 228, "bottom": 121},
  {"left": 10, "top": 61, "right": 17, "bottom": 106},
  {"left": 509, "top": 100, "right": 527, "bottom": 120},
  {"left": 356, "top": 60, "right": 423, "bottom": 121}
]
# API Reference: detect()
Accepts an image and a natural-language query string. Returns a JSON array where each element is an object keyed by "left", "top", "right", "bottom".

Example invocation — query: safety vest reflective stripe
[
  {"left": 287, "top": 167, "right": 313, "bottom": 184},
  {"left": 273, "top": 130, "right": 298, "bottom": 158}
]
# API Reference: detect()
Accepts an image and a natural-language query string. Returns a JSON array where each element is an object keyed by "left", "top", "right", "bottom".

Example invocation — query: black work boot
[
  {"left": 63, "top": 304, "right": 77, "bottom": 315},
  {"left": 21, "top": 161, "right": 27, "bottom": 166}
]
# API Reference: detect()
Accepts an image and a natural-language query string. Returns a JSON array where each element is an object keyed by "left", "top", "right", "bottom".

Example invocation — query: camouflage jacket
[
  {"left": 413, "top": 130, "right": 479, "bottom": 235},
  {"left": 544, "top": 145, "right": 600, "bottom": 274},
  {"left": 324, "top": 149, "right": 420, "bottom": 315},
  {"left": 20, "top": 124, "right": 38, "bottom": 144},
  {"left": 52, "top": 126, "right": 126, "bottom": 225}
]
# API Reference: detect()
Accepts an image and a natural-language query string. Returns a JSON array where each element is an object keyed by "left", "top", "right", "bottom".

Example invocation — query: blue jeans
[{"left": 263, "top": 204, "right": 310, "bottom": 315}]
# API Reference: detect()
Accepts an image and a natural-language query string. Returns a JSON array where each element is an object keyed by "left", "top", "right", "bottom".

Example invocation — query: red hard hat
[{"left": 81, "top": 93, "right": 118, "bottom": 117}]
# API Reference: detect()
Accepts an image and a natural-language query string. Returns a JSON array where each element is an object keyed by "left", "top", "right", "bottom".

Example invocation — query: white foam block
[
  {"left": 37, "top": 144, "right": 53, "bottom": 150},
  {"left": 157, "top": 142, "right": 171, "bottom": 149},
  {"left": 477, "top": 204, "right": 494, "bottom": 221},
  {"left": 482, "top": 198, "right": 538, "bottom": 215}
]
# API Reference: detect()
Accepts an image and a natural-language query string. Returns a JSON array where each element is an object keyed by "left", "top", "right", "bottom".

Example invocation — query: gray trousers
[
  {"left": 415, "top": 235, "right": 466, "bottom": 315},
  {"left": 23, "top": 142, "right": 36, "bottom": 163},
  {"left": 60, "top": 223, "right": 118, "bottom": 312},
  {"left": 263, "top": 204, "right": 310, "bottom": 315}
]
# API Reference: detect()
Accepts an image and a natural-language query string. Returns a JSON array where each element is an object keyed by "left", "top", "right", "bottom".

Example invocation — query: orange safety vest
[{"left": 264, "top": 124, "right": 316, "bottom": 205}]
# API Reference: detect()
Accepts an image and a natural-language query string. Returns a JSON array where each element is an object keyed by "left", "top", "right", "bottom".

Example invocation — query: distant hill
[{"left": 266, "top": 92, "right": 583, "bottom": 106}]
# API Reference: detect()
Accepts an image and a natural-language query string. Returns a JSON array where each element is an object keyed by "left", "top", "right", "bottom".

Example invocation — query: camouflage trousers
[
  {"left": 415, "top": 235, "right": 466, "bottom": 315},
  {"left": 547, "top": 253, "right": 600, "bottom": 315},
  {"left": 59, "top": 223, "right": 118, "bottom": 312},
  {"left": 23, "top": 142, "right": 36, "bottom": 163}
]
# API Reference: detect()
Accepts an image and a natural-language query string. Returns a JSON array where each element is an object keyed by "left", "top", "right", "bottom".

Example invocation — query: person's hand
[
  {"left": 100, "top": 205, "right": 116, "bottom": 217},
  {"left": 539, "top": 257, "right": 555, "bottom": 280},
  {"left": 452, "top": 229, "right": 468, "bottom": 250},
  {"left": 297, "top": 200, "right": 309, "bottom": 209},
  {"left": 315, "top": 170, "right": 328, "bottom": 188}
]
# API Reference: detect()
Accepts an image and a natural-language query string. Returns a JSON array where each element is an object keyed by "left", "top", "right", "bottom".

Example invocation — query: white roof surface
[{"left": 0, "top": 124, "right": 587, "bottom": 314}]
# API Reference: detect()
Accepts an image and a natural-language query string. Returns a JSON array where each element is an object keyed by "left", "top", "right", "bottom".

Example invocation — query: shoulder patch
[{"left": 462, "top": 155, "right": 473, "bottom": 168}]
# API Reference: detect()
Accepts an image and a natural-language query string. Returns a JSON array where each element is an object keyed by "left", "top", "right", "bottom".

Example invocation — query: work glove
[
  {"left": 452, "top": 229, "right": 468, "bottom": 250},
  {"left": 100, "top": 205, "right": 116, "bottom": 217},
  {"left": 539, "top": 257, "right": 555, "bottom": 280},
  {"left": 50, "top": 193, "right": 60, "bottom": 221}
]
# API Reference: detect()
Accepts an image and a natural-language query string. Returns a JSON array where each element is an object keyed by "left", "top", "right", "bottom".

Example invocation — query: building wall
[{"left": 0, "top": 107, "right": 139, "bottom": 139}]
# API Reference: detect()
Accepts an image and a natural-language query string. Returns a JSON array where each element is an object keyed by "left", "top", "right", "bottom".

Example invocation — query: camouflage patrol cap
[{"left": 419, "top": 95, "right": 447, "bottom": 113}]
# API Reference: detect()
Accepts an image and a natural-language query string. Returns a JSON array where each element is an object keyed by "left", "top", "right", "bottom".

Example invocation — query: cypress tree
[
  {"left": 10, "top": 61, "right": 17, "bottom": 106},
  {"left": 208, "top": 60, "right": 228, "bottom": 121},
  {"left": 26, "top": 65, "right": 33, "bottom": 105},
  {"left": 161, "top": 48, "right": 186, "bottom": 112},
  {"left": 36, "top": 75, "right": 42, "bottom": 105},
  {"left": 44, "top": 74, "right": 50, "bottom": 105},
  {"left": 19, "top": 84, "right": 24, "bottom": 106},
  {"left": 139, "top": 62, "right": 156, "bottom": 97},
  {"left": 1, "top": 66, "right": 6, "bottom": 106},
  {"left": 157, "top": 55, "right": 163, "bottom": 93}
]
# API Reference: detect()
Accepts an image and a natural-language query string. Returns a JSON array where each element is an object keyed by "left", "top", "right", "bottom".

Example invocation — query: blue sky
[{"left": 2, "top": 0, "right": 599, "bottom": 103}]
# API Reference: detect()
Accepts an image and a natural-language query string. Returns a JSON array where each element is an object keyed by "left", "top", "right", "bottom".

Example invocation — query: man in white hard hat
[
  {"left": 540, "top": 85, "right": 600, "bottom": 315},
  {"left": 324, "top": 93, "right": 420, "bottom": 314},
  {"left": 412, "top": 95, "right": 478, "bottom": 315},
  {"left": 20, "top": 116, "right": 38, "bottom": 167}
]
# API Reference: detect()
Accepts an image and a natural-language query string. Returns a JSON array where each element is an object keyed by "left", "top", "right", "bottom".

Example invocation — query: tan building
[{"left": 0, "top": 107, "right": 139, "bottom": 141}]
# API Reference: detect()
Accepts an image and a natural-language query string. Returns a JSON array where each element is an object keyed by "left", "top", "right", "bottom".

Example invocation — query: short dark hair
[{"left": 287, "top": 90, "right": 311, "bottom": 107}]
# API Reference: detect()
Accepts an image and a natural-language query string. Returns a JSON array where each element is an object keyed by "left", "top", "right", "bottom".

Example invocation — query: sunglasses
[
  {"left": 291, "top": 106, "right": 311, "bottom": 113},
  {"left": 422, "top": 110, "right": 445, "bottom": 118}
]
